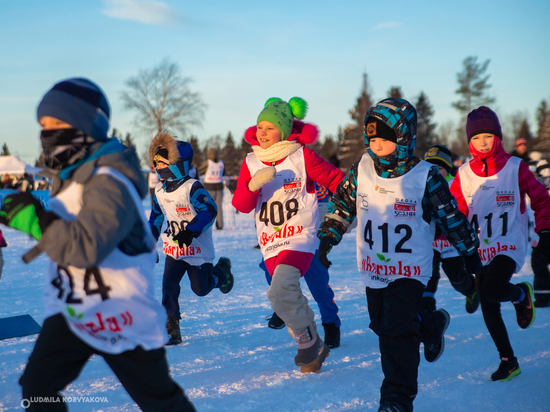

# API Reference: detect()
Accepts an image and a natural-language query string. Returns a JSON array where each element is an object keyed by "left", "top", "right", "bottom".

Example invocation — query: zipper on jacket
[{"left": 482, "top": 158, "right": 488, "bottom": 177}]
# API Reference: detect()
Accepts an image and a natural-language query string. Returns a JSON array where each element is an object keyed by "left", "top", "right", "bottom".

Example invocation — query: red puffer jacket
[{"left": 450, "top": 137, "right": 550, "bottom": 233}]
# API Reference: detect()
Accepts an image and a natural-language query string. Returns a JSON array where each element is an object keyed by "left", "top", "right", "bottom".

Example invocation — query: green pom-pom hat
[{"left": 257, "top": 97, "right": 308, "bottom": 140}]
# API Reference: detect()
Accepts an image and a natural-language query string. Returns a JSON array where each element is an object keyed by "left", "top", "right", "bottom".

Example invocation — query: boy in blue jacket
[{"left": 149, "top": 132, "right": 234, "bottom": 345}]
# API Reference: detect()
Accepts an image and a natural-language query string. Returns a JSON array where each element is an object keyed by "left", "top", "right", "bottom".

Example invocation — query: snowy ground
[{"left": 0, "top": 199, "right": 549, "bottom": 412}]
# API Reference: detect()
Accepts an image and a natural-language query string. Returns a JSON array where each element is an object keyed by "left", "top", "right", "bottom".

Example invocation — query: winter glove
[
  {"left": 0, "top": 193, "right": 59, "bottom": 241},
  {"left": 535, "top": 230, "right": 550, "bottom": 256},
  {"left": 464, "top": 251, "right": 484, "bottom": 276},
  {"left": 318, "top": 236, "right": 336, "bottom": 269},
  {"left": 248, "top": 167, "right": 276, "bottom": 192},
  {"left": 173, "top": 228, "right": 194, "bottom": 248}
]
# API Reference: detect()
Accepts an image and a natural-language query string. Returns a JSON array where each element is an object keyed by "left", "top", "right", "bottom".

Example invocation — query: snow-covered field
[{"left": 0, "top": 200, "right": 549, "bottom": 411}]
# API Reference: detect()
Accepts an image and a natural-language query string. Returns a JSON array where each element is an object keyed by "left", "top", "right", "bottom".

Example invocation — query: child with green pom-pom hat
[{"left": 232, "top": 97, "right": 345, "bottom": 373}]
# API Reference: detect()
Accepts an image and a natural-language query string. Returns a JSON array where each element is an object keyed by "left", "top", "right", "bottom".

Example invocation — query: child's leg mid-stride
[
  {"left": 266, "top": 264, "right": 329, "bottom": 373},
  {"left": 476, "top": 254, "right": 534, "bottom": 381},
  {"left": 20, "top": 314, "right": 195, "bottom": 412},
  {"left": 366, "top": 279, "right": 425, "bottom": 412}
]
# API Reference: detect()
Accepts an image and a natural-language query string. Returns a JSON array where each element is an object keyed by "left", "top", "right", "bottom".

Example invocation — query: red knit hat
[
  {"left": 515, "top": 138, "right": 527, "bottom": 147},
  {"left": 466, "top": 106, "right": 502, "bottom": 141}
]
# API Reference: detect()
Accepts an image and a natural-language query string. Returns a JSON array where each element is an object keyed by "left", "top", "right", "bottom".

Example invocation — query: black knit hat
[
  {"left": 37, "top": 78, "right": 110, "bottom": 141},
  {"left": 424, "top": 144, "right": 453, "bottom": 173},
  {"left": 364, "top": 117, "right": 397, "bottom": 143}
]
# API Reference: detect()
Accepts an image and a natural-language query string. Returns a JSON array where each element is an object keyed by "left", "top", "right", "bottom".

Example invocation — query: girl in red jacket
[
  {"left": 450, "top": 106, "right": 550, "bottom": 381},
  {"left": 232, "top": 97, "right": 344, "bottom": 373}
]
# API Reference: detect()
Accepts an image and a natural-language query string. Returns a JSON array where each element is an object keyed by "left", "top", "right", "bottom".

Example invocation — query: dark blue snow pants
[{"left": 162, "top": 256, "right": 220, "bottom": 319}]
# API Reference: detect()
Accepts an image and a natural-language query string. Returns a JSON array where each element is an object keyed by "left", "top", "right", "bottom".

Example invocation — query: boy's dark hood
[{"left": 364, "top": 98, "right": 419, "bottom": 177}]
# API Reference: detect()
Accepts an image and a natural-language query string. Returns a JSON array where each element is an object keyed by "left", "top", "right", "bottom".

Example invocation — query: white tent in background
[{"left": 0, "top": 155, "right": 42, "bottom": 176}]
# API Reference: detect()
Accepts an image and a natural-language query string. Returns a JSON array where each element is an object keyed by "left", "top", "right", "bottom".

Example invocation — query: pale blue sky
[{"left": 1, "top": 0, "right": 549, "bottom": 164}]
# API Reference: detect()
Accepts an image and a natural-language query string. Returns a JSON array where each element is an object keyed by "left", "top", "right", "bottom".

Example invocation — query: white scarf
[{"left": 252, "top": 140, "right": 302, "bottom": 163}]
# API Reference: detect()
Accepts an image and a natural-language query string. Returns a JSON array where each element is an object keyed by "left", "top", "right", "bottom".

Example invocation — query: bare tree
[{"left": 121, "top": 58, "right": 206, "bottom": 137}]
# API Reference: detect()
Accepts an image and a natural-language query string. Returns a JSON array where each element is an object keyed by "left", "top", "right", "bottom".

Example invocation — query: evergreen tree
[
  {"left": 320, "top": 135, "right": 338, "bottom": 161},
  {"left": 219, "top": 131, "right": 242, "bottom": 176},
  {"left": 34, "top": 152, "right": 46, "bottom": 168},
  {"left": 187, "top": 135, "right": 204, "bottom": 171},
  {"left": 111, "top": 128, "right": 121, "bottom": 139},
  {"left": 414, "top": 91, "right": 438, "bottom": 157},
  {"left": 338, "top": 73, "right": 373, "bottom": 171},
  {"left": 121, "top": 132, "right": 136, "bottom": 149},
  {"left": 534, "top": 99, "right": 550, "bottom": 154},
  {"left": 1, "top": 143, "right": 11, "bottom": 156},
  {"left": 452, "top": 56, "right": 496, "bottom": 121},
  {"left": 387, "top": 86, "right": 403, "bottom": 99}
]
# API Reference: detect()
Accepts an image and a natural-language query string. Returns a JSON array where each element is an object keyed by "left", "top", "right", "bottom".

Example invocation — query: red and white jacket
[
  {"left": 232, "top": 121, "right": 344, "bottom": 275},
  {"left": 450, "top": 137, "right": 550, "bottom": 234}
]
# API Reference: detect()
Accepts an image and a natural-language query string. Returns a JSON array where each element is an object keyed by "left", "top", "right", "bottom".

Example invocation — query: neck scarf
[{"left": 252, "top": 140, "right": 302, "bottom": 163}]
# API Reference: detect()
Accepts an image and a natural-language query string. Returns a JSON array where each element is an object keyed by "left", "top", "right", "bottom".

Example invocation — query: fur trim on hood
[
  {"left": 244, "top": 120, "right": 319, "bottom": 147},
  {"left": 149, "top": 132, "right": 180, "bottom": 167}
]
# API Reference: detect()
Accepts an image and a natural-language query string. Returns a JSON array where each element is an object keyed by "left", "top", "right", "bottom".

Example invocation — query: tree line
[{"left": 15, "top": 57, "right": 549, "bottom": 174}]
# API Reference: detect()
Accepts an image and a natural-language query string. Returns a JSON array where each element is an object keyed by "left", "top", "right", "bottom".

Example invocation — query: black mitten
[
  {"left": 173, "top": 229, "right": 194, "bottom": 248},
  {"left": 318, "top": 236, "right": 335, "bottom": 269}
]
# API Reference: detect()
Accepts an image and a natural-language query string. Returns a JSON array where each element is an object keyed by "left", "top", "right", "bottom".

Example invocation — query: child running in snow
[
  {"left": 318, "top": 98, "right": 482, "bottom": 412},
  {"left": 422, "top": 144, "right": 479, "bottom": 314},
  {"left": 0, "top": 78, "right": 195, "bottom": 411},
  {"left": 450, "top": 106, "right": 550, "bottom": 381},
  {"left": 232, "top": 97, "right": 344, "bottom": 373},
  {"left": 260, "top": 183, "right": 341, "bottom": 349},
  {"left": 149, "top": 133, "right": 234, "bottom": 345}
]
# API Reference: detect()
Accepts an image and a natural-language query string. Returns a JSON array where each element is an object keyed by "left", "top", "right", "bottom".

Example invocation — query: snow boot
[
  {"left": 294, "top": 325, "right": 330, "bottom": 373},
  {"left": 322, "top": 322, "right": 340, "bottom": 349},
  {"left": 465, "top": 290, "right": 480, "bottom": 314},
  {"left": 491, "top": 356, "right": 521, "bottom": 381},
  {"left": 266, "top": 312, "right": 285, "bottom": 329},
  {"left": 215, "top": 257, "right": 234, "bottom": 294},
  {"left": 424, "top": 309, "right": 450, "bottom": 362},
  {"left": 513, "top": 282, "right": 535, "bottom": 329},
  {"left": 166, "top": 318, "right": 182, "bottom": 345},
  {"left": 378, "top": 401, "right": 408, "bottom": 412}
]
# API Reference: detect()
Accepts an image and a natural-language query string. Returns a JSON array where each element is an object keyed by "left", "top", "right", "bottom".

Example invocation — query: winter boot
[
  {"left": 266, "top": 312, "right": 285, "bottom": 329},
  {"left": 378, "top": 400, "right": 408, "bottom": 412},
  {"left": 322, "top": 322, "right": 340, "bottom": 349},
  {"left": 465, "top": 290, "right": 480, "bottom": 314},
  {"left": 294, "top": 325, "right": 330, "bottom": 373},
  {"left": 490, "top": 356, "right": 521, "bottom": 381},
  {"left": 166, "top": 318, "right": 182, "bottom": 345},
  {"left": 424, "top": 309, "right": 450, "bottom": 362},
  {"left": 513, "top": 282, "right": 535, "bottom": 329},
  {"left": 215, "top": 257, "right": 234, "bottom": 294}
]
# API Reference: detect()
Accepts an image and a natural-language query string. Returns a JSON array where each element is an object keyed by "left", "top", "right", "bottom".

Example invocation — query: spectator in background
[
  {"left": 0, "top": 174, "right": 10, "bottom": 189},
  {"left": 511, "top": 138, "right": 530, "bottom": 163},
  {"left": 19, "top": 173, "right": 33, "bottom": 192},
  {"left": 198, "top": 149, "right": 225, "bottom": 230}
]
